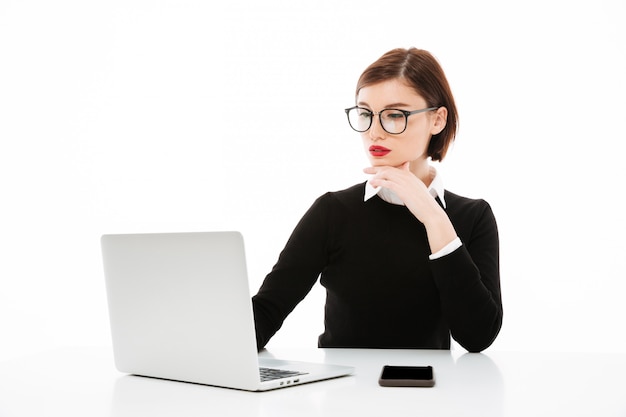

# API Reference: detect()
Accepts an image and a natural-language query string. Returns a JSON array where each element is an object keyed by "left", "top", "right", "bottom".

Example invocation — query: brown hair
[{"left": 356, "top": 48, "right": 458, "bottom": 161}]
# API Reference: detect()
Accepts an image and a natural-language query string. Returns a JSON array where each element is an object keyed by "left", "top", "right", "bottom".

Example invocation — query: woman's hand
[{"left": 363, "top": 162, "right": 458, "bottom": 253}]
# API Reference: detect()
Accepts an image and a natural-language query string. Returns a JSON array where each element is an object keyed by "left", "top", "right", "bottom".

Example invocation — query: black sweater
[{"left": 252, "top": 182, "right": 502, "bottom": 352}]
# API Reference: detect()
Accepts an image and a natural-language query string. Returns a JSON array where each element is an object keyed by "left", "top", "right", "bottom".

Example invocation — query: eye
[
  {"left": 357, "top": 108, "right": 372, "bottom": 118},
  {"left": 385, "top": 111, "right": 405, "bottom": 119},
  {"left": 382, "top": 110, "right": 405, "bottom": 122}
]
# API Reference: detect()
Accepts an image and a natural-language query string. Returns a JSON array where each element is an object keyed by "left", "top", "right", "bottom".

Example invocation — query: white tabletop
[{"left": 0, "top": 347, "right": 625, "bottom": 417}]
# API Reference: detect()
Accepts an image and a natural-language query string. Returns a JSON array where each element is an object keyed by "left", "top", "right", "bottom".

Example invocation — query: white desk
[{"left": 0, "top": 347, "right": 625, "bottom": 416}]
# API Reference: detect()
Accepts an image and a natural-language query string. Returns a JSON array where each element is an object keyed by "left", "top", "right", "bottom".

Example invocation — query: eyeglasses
[{"left": 345, "top": 106, "right": 439, "bottom": 135}]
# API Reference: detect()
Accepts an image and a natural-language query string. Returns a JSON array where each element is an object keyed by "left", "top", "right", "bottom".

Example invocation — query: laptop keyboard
[{"left": 259, "top": 367, "right": 308, "bottom": 382}]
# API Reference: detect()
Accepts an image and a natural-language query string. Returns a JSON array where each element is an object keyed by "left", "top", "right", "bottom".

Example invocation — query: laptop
[{"left": 101, "top": 231, "right": 354, "bottom": 391}]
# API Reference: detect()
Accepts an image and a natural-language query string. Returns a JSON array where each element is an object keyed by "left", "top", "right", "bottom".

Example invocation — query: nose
[{"left": 368, "top": 114, "right": 386, "bottom": 141}]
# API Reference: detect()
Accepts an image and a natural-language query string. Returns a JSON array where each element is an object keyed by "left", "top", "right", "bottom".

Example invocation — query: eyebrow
[{"left": 356, "top": 101, "right": 413, "bottom": 109}]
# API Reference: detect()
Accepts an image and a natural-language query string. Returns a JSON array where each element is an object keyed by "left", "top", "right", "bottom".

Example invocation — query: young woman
[{"left": 252, "top": 48, "right": 502, "bottom": 353}]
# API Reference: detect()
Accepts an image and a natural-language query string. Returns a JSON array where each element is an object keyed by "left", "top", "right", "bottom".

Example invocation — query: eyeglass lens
[{"left": 347, "top": 108, "right": 407, "bottom": 134}]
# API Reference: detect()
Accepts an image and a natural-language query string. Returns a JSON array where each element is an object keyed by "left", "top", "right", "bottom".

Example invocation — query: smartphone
[{"left": 378, "top": 365, "right": 435, "bottom": 387}]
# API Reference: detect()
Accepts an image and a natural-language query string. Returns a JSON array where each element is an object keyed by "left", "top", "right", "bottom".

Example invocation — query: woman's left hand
[
  {"left": 363, "top": 162, "right": 458, "bottom": 253},
  {"left": 364, "top": 162, "right": 438, "bottom": 224}
]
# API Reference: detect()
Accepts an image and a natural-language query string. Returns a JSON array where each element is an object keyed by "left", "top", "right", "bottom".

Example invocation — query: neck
[{"left": 409, "top": 160, "right": 435, "bottom": 187}]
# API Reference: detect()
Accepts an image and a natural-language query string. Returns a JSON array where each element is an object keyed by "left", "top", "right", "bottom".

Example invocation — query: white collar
[{"left": 364, "top": 167, "right": 447, "bottom": 208}]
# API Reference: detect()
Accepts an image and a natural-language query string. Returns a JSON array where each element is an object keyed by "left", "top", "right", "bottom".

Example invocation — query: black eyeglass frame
[{"left": 344, "top": 106, "right": 440, "bottom": 135}]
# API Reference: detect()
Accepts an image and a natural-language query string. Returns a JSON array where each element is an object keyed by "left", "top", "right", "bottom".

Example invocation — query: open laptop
[{"left": 101, "top": 231, "right": 353, "bottom": 391}]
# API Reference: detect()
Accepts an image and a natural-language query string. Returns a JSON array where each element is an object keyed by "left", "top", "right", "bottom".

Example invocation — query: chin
[{"left": 369, "top": 159, "right": 398, "bottom": 167}]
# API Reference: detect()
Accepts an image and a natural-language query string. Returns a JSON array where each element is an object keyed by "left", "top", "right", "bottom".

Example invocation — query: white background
[{"left": 1, "top": 0, "right": 625, "bottom": 360}]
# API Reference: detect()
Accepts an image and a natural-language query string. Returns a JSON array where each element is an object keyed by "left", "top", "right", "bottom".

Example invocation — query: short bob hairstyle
[{"left": 356, "top": 48, "right": 458, "bottom": 162}]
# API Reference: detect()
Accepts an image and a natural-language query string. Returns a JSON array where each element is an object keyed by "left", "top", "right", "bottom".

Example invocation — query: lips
[{"left": 369, "top": 145, "right": 391, "bottom": 157}]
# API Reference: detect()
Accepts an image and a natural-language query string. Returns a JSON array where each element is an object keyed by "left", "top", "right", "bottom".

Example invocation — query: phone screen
[{"left": 381, "top": 365, "right": 433, "bottom": 380}]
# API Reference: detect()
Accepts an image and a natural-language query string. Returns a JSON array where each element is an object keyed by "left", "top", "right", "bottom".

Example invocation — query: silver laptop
[{"left": 101, "top": 231, "right": 353, "bottom": 391}]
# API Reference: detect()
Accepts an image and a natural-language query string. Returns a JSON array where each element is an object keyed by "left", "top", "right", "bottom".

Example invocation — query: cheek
[
  {"left": 403, "top": 136, "right": 430, "bottom": 159},
  {"left": 360, "top": 134, "right": 371, "bottom": 148}
]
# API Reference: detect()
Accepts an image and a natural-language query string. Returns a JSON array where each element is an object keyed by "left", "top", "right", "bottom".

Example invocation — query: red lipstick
[{"left": 369, "top": 145, "right": 391, "bottom": 157}]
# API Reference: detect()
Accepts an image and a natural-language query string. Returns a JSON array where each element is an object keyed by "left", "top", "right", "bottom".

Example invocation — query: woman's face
[{"left": 357, "top": 78, "right": 445, "bottom": 168}]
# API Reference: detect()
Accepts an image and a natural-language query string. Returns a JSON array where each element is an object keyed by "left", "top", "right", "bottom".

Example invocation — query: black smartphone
[{"left": 378, "top": 365, "right": 435, "bottom": 387}]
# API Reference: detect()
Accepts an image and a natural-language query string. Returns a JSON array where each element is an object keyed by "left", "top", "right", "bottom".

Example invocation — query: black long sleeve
[{"left": 252, "top": 182, "right": 502, "bottom": 351}]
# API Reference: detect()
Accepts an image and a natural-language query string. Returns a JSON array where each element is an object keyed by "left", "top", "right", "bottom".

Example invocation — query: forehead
[{"left": 357, "top": 78, "right": 426, "bottom": 108}]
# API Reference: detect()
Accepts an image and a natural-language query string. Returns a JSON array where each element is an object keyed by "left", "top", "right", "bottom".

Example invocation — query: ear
[{"left": 430, "top": 106, "right": 448, "bottom": 135}]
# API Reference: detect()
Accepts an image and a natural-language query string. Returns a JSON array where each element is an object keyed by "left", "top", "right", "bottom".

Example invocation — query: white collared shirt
[{"left": 363, "top": 168, "right": 462, "bottom": 260}]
